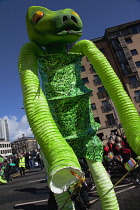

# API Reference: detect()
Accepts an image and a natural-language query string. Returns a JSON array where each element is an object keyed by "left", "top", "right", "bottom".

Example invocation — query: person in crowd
[
  {"left": 24, "top": 152, "right": 30, "bottom": 169},
  {"left": 18, "top": 153, "right": 26, "bottom": 176},
  {"left": 36, "top": 150, "right": 44, "bottom": 170},
  {"left": 103, "top": 140, "right": 115, "bottom": 172},
  {"left": 108, "top": 137, "right": 115, "bottom": 152},
  {"left": 12, "top": 155, "right": 19, "bottom": 172},
  {"left": 28, "top": 151, "right": 35, "bottom": 169},
  {"left": 3, "top": 159, "right": 17, "bottom": 182}
]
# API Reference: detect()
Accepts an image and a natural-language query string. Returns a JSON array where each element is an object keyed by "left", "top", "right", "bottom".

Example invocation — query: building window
[
  {"left": 97, "top": 86, "right": 108, "bottom": 99},
  {"left": 120, "top": 28, "right": 132, "bottom": 36},
  {"left": 130, "top": 49, "right": 138, "bottom": 56},
  {"left": 106, "top": 114, "right": 115, "bottom": 126},
  {"left": 134, "top": 90, "right": 140, "bottom": 102},
  {"left": 100, "top": 48, "right": 106, "bottom": 54},
  {"left": 81, "top": 65, "right": 86, "bottom": 72},
  {"left": 101, "top": 100, "right": 112, "bottom": 112},
  {"left": 125, "top": 37, "right": 133, "bottom": 44},
  {"left": 137, "top": 27, "right": 140, "bottom": 33},
  {"left": 129, "top": 76, "right": 140, "bottom": 88},
  {"left": 90, "top": 92, "right": 93, "bottom": 96},
  {"left": 94, "top": 117, "right": 100, "bottom": 124},
  {"left": 116, "top": 50, "right": 126, "bottom": 63},
  {"left": 98, "top": 86, "right": 105, "bottom": 92},
  {"left": 90, "top": 64, "right": 96, "bottom": 73},
  {"left": 111, "top": 39, "right": 122, "bottom": 51},
  {"left": 135, "top": 61, "right": 140, "bottom": 68},
  {"left": 93, "top": 75, "right": 102, "bottom": 85},
  {"left": 82, "top": 77, "right": 89, "bottom": 84},
  {"left": 91, "top": 103, "right": 96, "bottom": 110},
  {"left": 130, "top": 24, "right": 140, "bottom": 34},
  {"left": 121, "top": 63, "right": 131, "bottom": 76}
]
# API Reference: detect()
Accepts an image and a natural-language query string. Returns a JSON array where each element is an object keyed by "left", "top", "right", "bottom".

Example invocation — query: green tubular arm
[
  {"left": 86, "top": 159, "right": 119, "bottom": 210},
  {"left": 71, "top": 40, "right": 140, "bottom": 155},
  {"left": 18, "top": 42, "right": 82, "bottom": 194}
]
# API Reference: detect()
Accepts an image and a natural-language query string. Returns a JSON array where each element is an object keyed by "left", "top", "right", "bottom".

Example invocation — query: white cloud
[{"left": 3, "top": 115, "right": 33, "bottom": 142}]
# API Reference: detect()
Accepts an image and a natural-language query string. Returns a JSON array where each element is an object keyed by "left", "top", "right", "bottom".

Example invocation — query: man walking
[{"left": 19, "top": 154, "right": 26, "bottom": 176}]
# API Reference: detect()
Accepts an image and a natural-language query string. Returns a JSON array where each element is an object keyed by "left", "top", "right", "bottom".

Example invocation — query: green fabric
[{"left": 38, "top": 53, "right": 103, "bottom": 161}]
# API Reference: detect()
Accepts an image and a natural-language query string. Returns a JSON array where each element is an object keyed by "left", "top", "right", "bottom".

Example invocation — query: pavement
[{"left": 0, "top": 167, "right": 140, "bottom": 209}]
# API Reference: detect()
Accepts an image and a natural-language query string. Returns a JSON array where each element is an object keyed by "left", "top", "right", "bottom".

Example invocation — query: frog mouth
[{"left": 57, "top": 29, "right": 82, "bottom": 35}]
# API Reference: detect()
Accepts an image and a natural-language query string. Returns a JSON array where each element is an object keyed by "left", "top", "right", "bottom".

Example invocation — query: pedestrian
[
  {"left": 18, "top": 154, "right": 26, "bottom": 176},
  {"left": 12, "top": 155, "right": 19, "bottom": 173},
  {"left": 36, "top": 150, "right": 44, "bottom": 170},
  {"left": 28, "top": 151, "right": 35, "bottom": 169}
]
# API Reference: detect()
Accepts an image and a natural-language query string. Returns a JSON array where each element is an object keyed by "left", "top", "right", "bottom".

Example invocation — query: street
[{"left": 0, "top": 167, "right": 140, "bottom": 209}]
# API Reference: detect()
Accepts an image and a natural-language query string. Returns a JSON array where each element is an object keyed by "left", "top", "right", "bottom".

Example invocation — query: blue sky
[{"left": 1, "top": 0, "right": 140, "bottom": 141}]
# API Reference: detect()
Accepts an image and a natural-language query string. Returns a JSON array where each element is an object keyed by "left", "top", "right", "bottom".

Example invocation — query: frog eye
[
  {"left": 32, "top": 11, "right": 44, "bottom": 23},
  {"left": 70, "top": 12, "right": 80, "bottom": 17}
]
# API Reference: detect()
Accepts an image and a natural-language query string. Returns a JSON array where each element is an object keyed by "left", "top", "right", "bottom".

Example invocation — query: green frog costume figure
[{"left": 18, "top": 6, "right": 140, "bottom": 209}]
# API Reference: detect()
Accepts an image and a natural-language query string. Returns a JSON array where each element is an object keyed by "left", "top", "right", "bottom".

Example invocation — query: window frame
[
  {"left": 130, "top": 49, "right": 138, "bottom": 56},
  {"left": 82, "top": 77, "right": 89, "bottom": 84},
  {"left": 135, "top": 61, "right": 140, "bottom": 68},
  {"left": 125, "top": 37, "right": 133, "bottom": 44}
]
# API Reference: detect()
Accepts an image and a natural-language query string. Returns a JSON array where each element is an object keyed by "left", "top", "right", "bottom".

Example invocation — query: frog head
[{"left": 26, "top": 6, "right": 83, "bottom": 50}]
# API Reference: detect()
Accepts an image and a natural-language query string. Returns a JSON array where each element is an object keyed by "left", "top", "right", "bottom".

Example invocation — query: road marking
[
  {"left": 93, "top": 183, "right": 133, "bottom": 193},
  {"left": 114, "top": 183, "right": 133, "bottom": 188},
  {"left": 12, "top": 169, "right": 29, "bottom": 177},
  {"left": 14, "top": 199, "right": 48, "bottom": 207},
  {"left": 14, "top": 183, "right": 136, "bottom": 207},
  {"left": 90, "top": 185, "right": 137, "bottom": 204},
  {"left": 28, "top": 179, "right": 46, "bottom": 183},
  {"left": 116, "top": 185, "right": 136, "bottom": 195}
]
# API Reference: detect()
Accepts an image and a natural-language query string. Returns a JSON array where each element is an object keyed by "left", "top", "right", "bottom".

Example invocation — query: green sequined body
[{"left": 38, "top": 53, "right": 103, "bottom": 161}]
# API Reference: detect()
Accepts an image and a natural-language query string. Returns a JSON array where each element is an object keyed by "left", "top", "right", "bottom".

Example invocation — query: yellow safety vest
[{"left": 19, "top": 157, "right": 25, "bottom": 167}]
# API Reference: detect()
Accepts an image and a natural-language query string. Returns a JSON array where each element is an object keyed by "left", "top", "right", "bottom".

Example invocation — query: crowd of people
[
  {"left": 1, "top": 133, "right": 140, "bottom": 209},
  {"left": 102, "top": 132, "right": 140, "bottom": 184},
  {"left": 0, "top": 149, "right": 44, "bottom": 184}
]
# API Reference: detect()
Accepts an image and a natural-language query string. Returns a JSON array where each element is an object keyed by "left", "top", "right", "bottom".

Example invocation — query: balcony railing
[
  {"left": 97, "top": 90, "right": 108, "bottom": 99},
  {"left": 134, "top": 96, "right": 140, "bottom": 103},
  {"left": 93, "top": 78, "right": 102, "bottom": 86},
  {"left": 122, "top": 69, "right": 137, "bottom": 77},
  {"left": 101, "top": 104, "right": 112, "bottom": 113},
  {"left": 129, "top": 81, "right": 140, "bottom": 89}
]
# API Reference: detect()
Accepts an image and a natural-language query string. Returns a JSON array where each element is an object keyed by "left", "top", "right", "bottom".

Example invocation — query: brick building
[
  {"left": 81, "top": 19, "right": 140, "bottom": 139},
  {"left": 11, "top": 134, "right": 39, "bottom": 155}
]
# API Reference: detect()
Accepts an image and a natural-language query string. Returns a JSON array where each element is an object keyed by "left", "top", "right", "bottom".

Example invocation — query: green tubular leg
[
  {"left": 54, "top": 191, "right": 75, "bottom": 210},
  {"left": 18, "top": 42, "right": 82, "bottom": 194},
  {"left": 86, "top": 159, "right": 119, "bottom": 210},
  {"left": 71, "top": 40, "right": 140, "bottom": 156}
]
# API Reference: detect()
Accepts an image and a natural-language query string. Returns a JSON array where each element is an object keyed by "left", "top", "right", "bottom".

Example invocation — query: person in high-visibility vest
[{"left": 19, "top": 154, "right": 26, "bottom": 176}]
